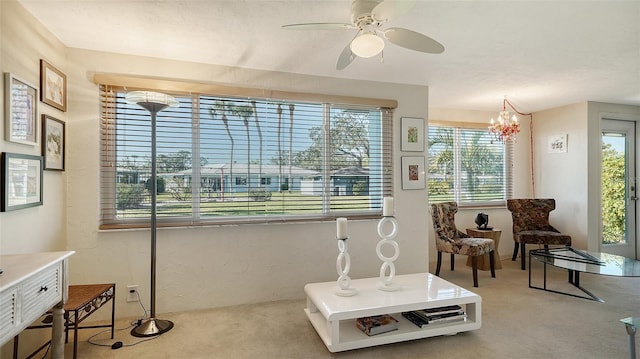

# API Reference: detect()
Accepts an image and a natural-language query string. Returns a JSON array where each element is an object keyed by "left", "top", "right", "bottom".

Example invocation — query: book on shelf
[
  {"left": 420, "top": 305, "right": 463, "bottom": 316},
  {"left": 402, "top": 311, "right": 428, "bottom": 328},
  {"left": 402, "top": 306, "right": 467, "bottom": 328},
  {"left": 415, "top": 310, "right": 465, "bottom": 321},
  {"left": 426, "top": 313, "right": 467, "bottom": 324},
  {"left": 356, "top": 314, "right": 400, "bottom": 336}
]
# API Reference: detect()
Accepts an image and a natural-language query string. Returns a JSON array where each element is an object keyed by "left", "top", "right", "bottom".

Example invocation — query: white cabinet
[
  {"left": 0, "top": 251, "right": 74, "bottom": 358},
  {"left": 304, "top": 272, "right": 481, "bottom": 352}
]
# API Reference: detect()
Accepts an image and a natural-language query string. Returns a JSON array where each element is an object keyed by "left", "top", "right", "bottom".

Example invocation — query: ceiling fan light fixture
[{"left": 350, "top": 32, "right": 384, "bottom": 58}]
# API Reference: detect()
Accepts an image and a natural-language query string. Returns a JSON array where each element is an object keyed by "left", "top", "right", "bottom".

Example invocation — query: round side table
[{"left": 466, "top": 228, "right": 502, "bottom": 270}]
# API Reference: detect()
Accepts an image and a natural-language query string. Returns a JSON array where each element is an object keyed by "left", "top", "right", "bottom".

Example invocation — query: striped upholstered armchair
[
  {"left": 506, "top": 199, "right": 572, "bottom": 270},
  {"left": 431, "top": 202, "right": 496, "bottom": 287}
]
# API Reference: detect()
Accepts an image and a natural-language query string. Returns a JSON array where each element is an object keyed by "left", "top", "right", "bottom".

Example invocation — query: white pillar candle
[
  {"left": 383, "top": 197, "right": 394, "bottom": 217},
  {"left": 336, "top": 217, "right": 348, "bottom": 239}
]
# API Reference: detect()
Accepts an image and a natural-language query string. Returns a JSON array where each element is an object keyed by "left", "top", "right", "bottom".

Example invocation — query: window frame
[
  {"left": 99, "top": 82, "right": 394, "bottom": 229},
  {"left": 427, "top": 120, "right": 514, "bottom": 207}
]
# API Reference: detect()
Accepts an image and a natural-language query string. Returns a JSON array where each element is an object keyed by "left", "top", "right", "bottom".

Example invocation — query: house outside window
[
  {"left": 428, "top": 123, "right": 513, "bottom": 206},
  {"left": 99, "top": 85, "right": 393, "bottom": 228}
]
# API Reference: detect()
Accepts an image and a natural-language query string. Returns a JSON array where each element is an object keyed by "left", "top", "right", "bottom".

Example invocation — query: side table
[
  {"left": 14, "top": 283, "right": 115, "bottom": 359},
  {"left": 466, "top": 228, "right": 502, "bottom": 270}
]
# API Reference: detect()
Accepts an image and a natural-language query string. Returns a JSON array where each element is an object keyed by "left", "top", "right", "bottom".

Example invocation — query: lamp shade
[
  {"left": 350, "top": 32, "right": 385, "bottom": 58},
  {"left": 126, "top": 91, "right": 179, "bottom": 113}
]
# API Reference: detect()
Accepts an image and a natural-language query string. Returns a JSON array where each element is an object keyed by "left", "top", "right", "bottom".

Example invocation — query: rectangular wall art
[
  {"left": 401, "top": 117, "right": 425, "bottom": 152},
  {"left": 40, "top": 59, "right": 67, "bottom": 112},
  {"left": 401, "top": 156, "right": 426, "bottom": 190},
  {"left": 1, "top": 152, "right": 43, "bottom": 211},
  {"left": 4, "top": 73, "right": 38, "bottom": 146},
  {"left": 42, "top": 114, "right": 65, "bottom": 170}
]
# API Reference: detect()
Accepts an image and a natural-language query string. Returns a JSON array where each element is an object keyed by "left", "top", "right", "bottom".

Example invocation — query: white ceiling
[{"left": 16, "top": 0, "right": 640, "bottom": 112}]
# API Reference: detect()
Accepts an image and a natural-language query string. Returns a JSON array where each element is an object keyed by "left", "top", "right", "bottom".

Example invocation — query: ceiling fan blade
[
  {"left": 372, "top": 0, "right": 416, "bottom": 22},
  {"left": 336, "top": 42, "right": 356, "bottom": 70},
  {"left": 384, "top": 27, "right": 445, "bottom": 54},
  {"left": 282, "top": 23, "right": 354, "bottom": 30}
]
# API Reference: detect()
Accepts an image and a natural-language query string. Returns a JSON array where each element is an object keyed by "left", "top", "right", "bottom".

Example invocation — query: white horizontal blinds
[
  {"left": 198, "top": 96, "right": 323, "bottom": 217},
  {"left": 428, "top": 126, "right": 455, "bottom": 203},
  {"left": 100, "top": 85, "right": 393, "bottom": 228},
  {"left": 99, "top": 86, "right": 195, "bottom": 226},
  {"left": 329, "top": 106, "right": 393, "bottom": 213},
  {"left": 428, "top": 124, "right": 512, "bottom": 206}
]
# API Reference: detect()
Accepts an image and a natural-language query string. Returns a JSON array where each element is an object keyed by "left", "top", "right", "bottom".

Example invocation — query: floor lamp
[{"left": 126, "top": 91, "right": 178, "bottom": 337}]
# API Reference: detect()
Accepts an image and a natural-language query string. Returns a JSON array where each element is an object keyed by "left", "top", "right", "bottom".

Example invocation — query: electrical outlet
[{"left": 127, "top": 285, "right": 139, "bottom": 302}]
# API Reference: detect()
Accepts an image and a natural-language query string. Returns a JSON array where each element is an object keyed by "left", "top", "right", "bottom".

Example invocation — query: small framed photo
[
  {"left": 401, "top": 117, "right": 425, "bottom": 152},
  {"left": 40, "top": 59, "right": 67, "bottom": 112},
  {"left": 42, "top": 114, "right": 65, "bottom": 171},
  {"left": 4, "top": 72, "right": 39, "bottom": 146},
  {"left": 548, "top": 134, "right": 567, "bottom": 153},
  {"left": 1, "top": 152, "right": 43, "bottom": 212},
  {"left": 401, "top": 156, "right": 426, "bottom": 190}
]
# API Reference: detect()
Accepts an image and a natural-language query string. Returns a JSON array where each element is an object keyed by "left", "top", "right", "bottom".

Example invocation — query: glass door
[{"left": 601, "top": 119, "right": 636, "bottom": 258}]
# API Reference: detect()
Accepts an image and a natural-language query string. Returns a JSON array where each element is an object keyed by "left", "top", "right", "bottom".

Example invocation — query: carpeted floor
[{"left": 58, "top": 256, "right": 640, "bottom": 358}]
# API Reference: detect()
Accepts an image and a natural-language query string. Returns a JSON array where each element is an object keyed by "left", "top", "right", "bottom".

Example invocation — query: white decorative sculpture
[
  {"left": 377, "top": 197, "right": 400, "bottom": 291},
  {"left": 335, "top": 218, "right": 357, "bottom": 296}
]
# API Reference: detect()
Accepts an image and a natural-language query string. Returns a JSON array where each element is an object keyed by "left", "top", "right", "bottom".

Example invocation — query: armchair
[
  {"left": 431, "top": 202, "right": 496, "bottom": 287},
  {"left": 506, "top": 198, "right": 572, "bottom": 270}
]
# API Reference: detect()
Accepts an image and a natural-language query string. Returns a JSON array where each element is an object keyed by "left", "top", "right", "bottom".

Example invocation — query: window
[
  {"left": 99, "top": 85, "right": 393, "bottom": 228},
  {"left": 427, "top": 123, "right": 513, "bottom": 206}
]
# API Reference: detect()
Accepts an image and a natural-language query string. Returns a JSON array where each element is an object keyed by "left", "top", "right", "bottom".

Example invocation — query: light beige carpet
[{"left": 33, "top": 257, "right": 640, "bottom": 358}]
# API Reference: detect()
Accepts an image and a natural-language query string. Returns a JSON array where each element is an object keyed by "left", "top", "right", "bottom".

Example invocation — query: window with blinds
[
  {"left": 99, "top": 85, "right": 393, "bottom": 229},
  {"left": 427, "top": 123, "right": 513, "bottom": 206}
]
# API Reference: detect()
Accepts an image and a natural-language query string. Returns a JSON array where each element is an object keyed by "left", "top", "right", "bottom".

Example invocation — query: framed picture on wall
[
  {"left": 42, "top": 114, "right": 65, "bottom": 171},
  {"left": 401, "top": 117, "right": 425, "bottom": 152},
  {"left": 548, "top": 134, "right": 567, "bottom": 153},
  {"left": 401, "top": 156, "right": 426, "bottom": 190},
  {"left": 4, "top": 72, "right": 39, "bottom": 146},
  {"left": 1, "top": 152, "right": 43, "bottom": 212},
  {"left": 40, "top": 59, "right": 67, "bottom": 112}
]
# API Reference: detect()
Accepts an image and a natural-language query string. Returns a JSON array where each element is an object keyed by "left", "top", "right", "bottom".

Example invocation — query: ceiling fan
[{"left": 282, "top": 0, "right": 445, "bottom": 70}]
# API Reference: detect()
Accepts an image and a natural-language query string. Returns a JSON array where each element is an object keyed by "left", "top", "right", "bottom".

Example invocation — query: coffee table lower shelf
[{"left": 304, "top": 273, "right": 481, "bottom": 352}]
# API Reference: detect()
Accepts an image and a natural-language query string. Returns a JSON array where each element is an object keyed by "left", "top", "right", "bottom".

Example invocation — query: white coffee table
[{"left": 304, "top": 272, "right": 481, "bottom": 352}]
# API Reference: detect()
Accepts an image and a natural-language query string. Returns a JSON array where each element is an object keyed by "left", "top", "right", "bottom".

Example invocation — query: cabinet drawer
[
  {"left": 0, "top": 287, "right": 18, "bottom": 346},
  {"left": 21, "top": 263, "right": 62, "bottom": 323}
]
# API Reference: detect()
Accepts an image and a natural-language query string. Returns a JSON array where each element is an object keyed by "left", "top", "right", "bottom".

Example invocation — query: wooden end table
[{"left": 466, "top": 228, "right": 502, "bottom": 270}]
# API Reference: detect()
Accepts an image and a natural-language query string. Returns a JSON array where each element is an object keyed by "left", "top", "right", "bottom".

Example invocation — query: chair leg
[
  {"left": 521, "top": 243, "right": 527, "bottom": 270},
  {"left": 512, "top": 242, "right": 519, "bottom": 261},
  {"left": 489, "top": 250, "right": 496, "bottom": 278},
  {"left": 471, "top": 256, "right": 479, "bottom": 287},
  {"left": 450, "top": 253, "right": 455, "bottom": 271},
  {"left": 436, "top": 252, "right": 442, "bottom": 276}
]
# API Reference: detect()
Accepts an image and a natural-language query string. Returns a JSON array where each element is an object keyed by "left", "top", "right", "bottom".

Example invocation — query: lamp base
[{"left": 131, "top": 318, "right": 174, "bottom": 337}]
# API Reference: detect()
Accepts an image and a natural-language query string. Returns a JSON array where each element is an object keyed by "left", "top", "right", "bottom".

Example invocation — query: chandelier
[{"left": 488, "top": 97, "right": 522, "bottom": 143}]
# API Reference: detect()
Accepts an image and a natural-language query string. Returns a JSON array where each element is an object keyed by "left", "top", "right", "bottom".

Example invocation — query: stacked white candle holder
[
  {"left": 334, "top": 217, "right": 358, "bottom": 296},
  {"left": 377, "top": 197, "right": 400, "bottom": 291}
]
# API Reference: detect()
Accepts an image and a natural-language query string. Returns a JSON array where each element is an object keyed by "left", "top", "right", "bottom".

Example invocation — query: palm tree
[
  {"left": 288, "top": 104, "right": 295, "bottom": 192},
  {"left": 251, "top": 100, "right": 263, "bottom": 187},
  {"left": 276, "top": 104, "right": 283, "bottom": 191},
  {"left": 230, "top": 104, "right": 254, "bottom": 192},
  {"left": 428, "top": 128, "right": 502, "bottom": 201},
  {"left": 211, "top": 100, "right": 233, "bottom": 198}
]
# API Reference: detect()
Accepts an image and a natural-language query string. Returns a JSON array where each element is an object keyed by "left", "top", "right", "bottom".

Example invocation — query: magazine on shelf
[{"left": 356, "top": 314, "right": 400, "bottom": 336}]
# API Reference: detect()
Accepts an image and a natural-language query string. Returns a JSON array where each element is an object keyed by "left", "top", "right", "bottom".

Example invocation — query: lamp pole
[{"left": 127, "top": 93, "right": 177, "bottom": 337}]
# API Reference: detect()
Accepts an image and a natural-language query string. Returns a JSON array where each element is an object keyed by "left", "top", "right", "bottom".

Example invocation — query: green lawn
[{"left": 117, "top": 191, "right": 373, "bottom": 218}]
